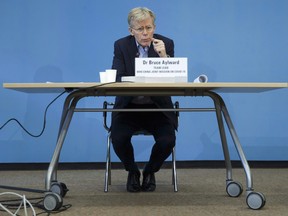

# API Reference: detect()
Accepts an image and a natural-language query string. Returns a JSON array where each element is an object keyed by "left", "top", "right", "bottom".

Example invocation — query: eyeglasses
[{"left": 131, "top": 26, "right": 154, "bottom": 33}]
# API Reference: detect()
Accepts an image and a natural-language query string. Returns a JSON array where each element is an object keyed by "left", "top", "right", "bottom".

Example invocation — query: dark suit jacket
[{"left": 111, "top": 34, "right": 178, "bottom": 129}]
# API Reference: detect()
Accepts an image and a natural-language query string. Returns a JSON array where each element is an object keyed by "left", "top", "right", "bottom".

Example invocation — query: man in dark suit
[{"left": 110, "top": 7, "right": 177, "bottom": 192}]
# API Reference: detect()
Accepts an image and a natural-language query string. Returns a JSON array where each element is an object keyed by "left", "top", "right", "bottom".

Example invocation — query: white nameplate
[{"left": 135, "top": 57, "right": 188, "bottom": 83}]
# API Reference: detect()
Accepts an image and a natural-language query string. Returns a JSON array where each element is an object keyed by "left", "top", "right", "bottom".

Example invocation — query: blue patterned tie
[{"left": 139, "top": 46, "right": 148, "bottom": 58}]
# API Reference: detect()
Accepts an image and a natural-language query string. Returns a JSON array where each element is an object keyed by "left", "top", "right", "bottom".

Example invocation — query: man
[{"left": 110, "top": 7, "right": 178, "bottom": 192}]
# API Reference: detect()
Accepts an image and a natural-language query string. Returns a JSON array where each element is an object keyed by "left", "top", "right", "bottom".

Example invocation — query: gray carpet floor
[{"left": 0, "top": 168, "right": 288, "bottom": 216}]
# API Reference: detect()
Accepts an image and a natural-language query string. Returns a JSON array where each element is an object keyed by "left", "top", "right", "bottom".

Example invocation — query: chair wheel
[
  {"left": 43, "top": 192, "right": 63, "bottom": 211},
  {"left": 51, "top": 181, "right": 69, "bottom": 197},
  {"left": 246, "top": 191, "right": 266, "bottom": 210},
  {"left": 226, "top": 181, "right": 243, "bottom": 197}
]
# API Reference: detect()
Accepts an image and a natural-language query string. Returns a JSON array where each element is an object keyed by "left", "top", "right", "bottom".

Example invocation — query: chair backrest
[{"left": 103, "top": 101, "right": 113, "bottom": 132}]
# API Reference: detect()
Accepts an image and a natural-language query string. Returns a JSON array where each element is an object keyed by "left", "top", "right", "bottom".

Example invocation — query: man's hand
[{"left": 152, "top": 38, "right": 168, "bottom": 57}]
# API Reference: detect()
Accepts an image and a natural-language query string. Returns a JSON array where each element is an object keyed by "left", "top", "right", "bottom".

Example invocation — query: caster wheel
[
  {"left": 226, "top": 181, "right": 243, "bottom": 197},
  {"left": 43, "top": 192, "right": 63, "bottom": 211},
  {"left": 51, "top": 181, "right": 69, "bottom": 197},
  {"left": 246, "top": 191, "right": 266, "bottom": 210}
]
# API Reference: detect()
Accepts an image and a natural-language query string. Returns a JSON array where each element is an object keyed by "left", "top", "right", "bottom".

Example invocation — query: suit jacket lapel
[{"left": 127, "top": 37, "right": 139, "bottom": 74}]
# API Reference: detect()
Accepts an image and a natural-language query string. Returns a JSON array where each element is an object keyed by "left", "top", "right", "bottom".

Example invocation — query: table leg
[
  {"left": 45, "top": 95, "right": 79, "bottom": 191},
  {"left": 204, "top": 92, "right": 233, "bottom": 181},
  {"left": 217, "top": 95, "right": 253, "bottom": 190}
]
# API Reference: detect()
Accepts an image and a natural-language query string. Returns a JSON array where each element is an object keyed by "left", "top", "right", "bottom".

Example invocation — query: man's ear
[{"left": 129, "top": 27, "right": 134, "bottom": 36}]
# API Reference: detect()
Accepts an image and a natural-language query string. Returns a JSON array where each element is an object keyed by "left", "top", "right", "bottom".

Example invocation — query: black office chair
[{"left": 103, "top": 101, "right": 179, "bottom": 192}]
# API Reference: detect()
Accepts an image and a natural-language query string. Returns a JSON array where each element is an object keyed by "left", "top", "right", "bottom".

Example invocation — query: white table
[{"left": 3, "top": 82, "right": 288, "bottom": 210}]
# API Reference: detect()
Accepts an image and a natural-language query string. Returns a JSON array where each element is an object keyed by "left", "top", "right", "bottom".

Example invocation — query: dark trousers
[{"left": 110, "top": 103, "right": 176, "bottom": 174}]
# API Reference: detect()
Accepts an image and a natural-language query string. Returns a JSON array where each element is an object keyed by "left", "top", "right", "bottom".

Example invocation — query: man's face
[{"left": 129, "top": 17, "right": 155, "bottom": 47}]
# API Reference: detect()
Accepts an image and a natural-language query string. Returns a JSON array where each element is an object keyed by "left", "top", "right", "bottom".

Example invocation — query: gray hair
[{"left": 128, "top": 7, "right": 156, "bottom": 27}]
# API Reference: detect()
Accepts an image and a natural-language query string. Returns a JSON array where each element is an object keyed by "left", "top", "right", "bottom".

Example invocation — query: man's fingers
[{"left": 152, "top": 38, "right": 165, "bottom": 56}]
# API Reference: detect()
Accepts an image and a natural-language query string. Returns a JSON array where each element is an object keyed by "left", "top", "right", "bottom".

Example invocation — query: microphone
[{"left": 194, "top": 74, "right": 208, "bottom": 83}]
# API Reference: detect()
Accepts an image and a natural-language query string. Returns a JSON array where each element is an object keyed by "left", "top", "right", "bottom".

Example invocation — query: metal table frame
[{"left": 47, "top": 86, "right": 263, "bottom": 210}]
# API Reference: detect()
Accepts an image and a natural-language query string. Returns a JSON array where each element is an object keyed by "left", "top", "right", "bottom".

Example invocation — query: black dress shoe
[
  {"left": 126, "top": 171, "right": 141, "bottom": 192},
  {"left": 142, "top": 172, "right": 156, "bottom": 192}
]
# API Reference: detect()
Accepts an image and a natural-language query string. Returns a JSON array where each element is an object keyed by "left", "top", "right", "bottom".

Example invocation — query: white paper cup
[
  {"left": 99, "top": 71, "right": 107, "bottom": 83},
  {"left": 105, "top": 69, "right": 117, "bottom": 82}
]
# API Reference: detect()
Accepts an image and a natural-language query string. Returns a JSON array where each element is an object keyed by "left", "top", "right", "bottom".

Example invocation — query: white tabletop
[{"left": 3, "top": 82, "right": 288, "bottom": 95}]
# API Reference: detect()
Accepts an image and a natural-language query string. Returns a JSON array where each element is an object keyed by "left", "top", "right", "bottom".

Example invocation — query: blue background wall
[{"left": 0, "top": 0, "right": 287, "bottom": 163}]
